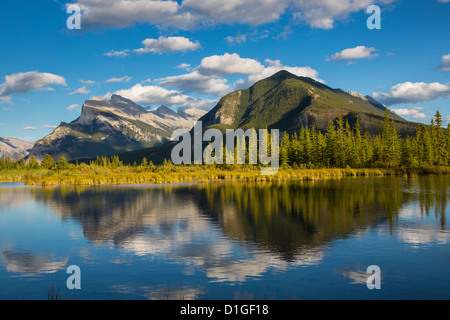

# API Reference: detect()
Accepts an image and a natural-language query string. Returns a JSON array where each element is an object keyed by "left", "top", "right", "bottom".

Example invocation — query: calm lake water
[{"left": 0, "top": 176, "right": 449, "bottom": 300}]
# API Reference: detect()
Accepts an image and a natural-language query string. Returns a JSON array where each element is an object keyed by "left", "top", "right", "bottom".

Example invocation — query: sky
[{"left": 0, "top": 0, "right": 449, "bottom": 142}]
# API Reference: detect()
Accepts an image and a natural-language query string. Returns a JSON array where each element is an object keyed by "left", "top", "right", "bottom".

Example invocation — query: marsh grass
[{"left": 1, "top": 165, "right": 448, "bottom": 186}]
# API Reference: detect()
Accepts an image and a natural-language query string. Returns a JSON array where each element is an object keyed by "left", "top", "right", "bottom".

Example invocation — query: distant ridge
[
  {"left": 27, "top": 95, "right": 206, "bottom": 161},
  {"left": 0, "top": 137, "right": 33, "bottom": 160}
]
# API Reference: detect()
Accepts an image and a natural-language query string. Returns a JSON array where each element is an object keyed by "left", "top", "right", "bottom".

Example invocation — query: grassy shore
[{"left": 1, "top": 165, "right": 449, "bottom": 186}]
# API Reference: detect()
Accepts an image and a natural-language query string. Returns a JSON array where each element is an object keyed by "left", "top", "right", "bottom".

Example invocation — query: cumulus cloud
[
  {"left": 198, "top": 53, "right": 265, "bottom": 77},
  {"left": 69, "top": 0, "right": 183, "bottom": 29},
  {"left": 106, "top": 76, "right": 132, "bottom": 83},
  {"left": 69, "top": 0, "right": 396, "bottom": 30},
  {"left": 329, "top": 46, "right": 378, "bottom": 62},
  {"left": 291, "top": 0, "right": 395, "bottom": 30},
  {"left": 69, "top": 85, "right": 91, "bottom": 95},
  {"left": 114, "top": 84, "right": 216, "bottom": 109},
  {"left": 156, "top": 71, "right": 230, "bottom": 96},
  {"left": 438, "top": 53, "right": 450, "bottom": 72},
  {"left": 391, "top": 107, "right": 427, "bottom": 120},
  {"left": 373, "top": 81, "right": 450, "bottom": 105},
  {"left": 234, "top": 58, "right": 324, "bottom": 89},
  {"left": 134, "top": 36, "right": 200, "bottom": 54},
  {"left": 156, "top": 53, "right": 323, "bottom": 96},
  {"left": 181, "top": 0, "right": 289, "bottom": 26},
  {"left": 0, "top": 71, "right": 66, "bottom": 101}
]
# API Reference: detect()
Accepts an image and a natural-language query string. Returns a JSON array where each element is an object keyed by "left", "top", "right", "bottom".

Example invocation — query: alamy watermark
[
  {"left": 367, "top": 5, "right": 381, "bottom": 30},
  {"left": 171, "top": 122, "right": 280, "bottom": 175},
  {"left": 66, "top": 5, "right": 81, "bottom": 30},
  {"left": 66, "top": 265, "right": 81, "bottom": 290},
  {"left": 366, "top": 265, "right": 381, "bottom": 290}
]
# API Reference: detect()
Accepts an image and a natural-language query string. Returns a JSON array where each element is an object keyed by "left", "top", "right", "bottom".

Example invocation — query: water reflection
[
  {"left": 0, "top": 185, "right": 33, "bottom": 209},
  {"left": 1, "top": 249, "right": 68, "bottom": 277},
  {"left": 23, "top": 176, "right": 449, "bottom": 283}
]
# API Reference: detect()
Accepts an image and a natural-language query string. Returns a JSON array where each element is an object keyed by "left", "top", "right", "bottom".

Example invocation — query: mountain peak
[
  {"left": 268, "top": 70, "right": 298, "bottom": 81},
  {"left": 348, "top": 91, "right": 368, "bottom": 101},
  {"left": 110, "top": 94, "right": 135, "bottom": 105},
  {"left": 152, "top": 105, "right": 178, "bottom": 118}
]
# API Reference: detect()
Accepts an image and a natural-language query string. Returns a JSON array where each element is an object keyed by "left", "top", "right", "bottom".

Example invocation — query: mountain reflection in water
[{"left": 0, "top": 176, "right": 448, "bottom": 299}]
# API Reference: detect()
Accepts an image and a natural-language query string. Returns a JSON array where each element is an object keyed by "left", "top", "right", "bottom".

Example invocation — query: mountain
[
  {"left": 114, "top": 70, "right": 419, "bottom": 165},
  {"left": 198, "top": 70, "right": 413, "bottom": 135},
  {"left": 0, "top": 137, "right": 33, "bottom": 160},
  {"left": 27, "top": 94, "right": 206, "bottom": 161}
]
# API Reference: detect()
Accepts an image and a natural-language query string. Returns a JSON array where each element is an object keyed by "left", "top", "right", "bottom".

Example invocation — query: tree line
[
  {"left": 1, "top": 109, "right": 449, "bottom": 172},
  {"left": 279, "top": 110, "right": 449, "bottom": 169}
]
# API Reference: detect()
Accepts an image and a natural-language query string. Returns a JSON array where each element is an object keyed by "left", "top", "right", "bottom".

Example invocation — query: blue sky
[{"left": 0, "top": 0, "right": 449, "bottom": 142}]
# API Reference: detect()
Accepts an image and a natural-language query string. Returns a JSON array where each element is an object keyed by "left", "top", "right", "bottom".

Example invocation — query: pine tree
[
  {"left": 57, "top": 156, "right": 70, "bottom": 170},
  {"left": 26, "top": 156, "right": 40, "bottom": 170},
  {"left": 433, "top": 111, "right": 448, "bottom": 165},
  {"left": 280, "top": 132, "right": 291, "bottom": 169},
  {"left": 380, "top": 108, "right": 401, "bottom": 166},
  {"left": 325, "top": 120, "right": 338, "bottom": 167},
  {"left": 41, "top": 154, "right": 55, "bottom": 170}
]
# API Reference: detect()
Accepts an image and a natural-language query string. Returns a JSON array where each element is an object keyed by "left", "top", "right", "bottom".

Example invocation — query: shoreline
[{"left": 1, "top": 166, "right": 449, "bottom": 187}]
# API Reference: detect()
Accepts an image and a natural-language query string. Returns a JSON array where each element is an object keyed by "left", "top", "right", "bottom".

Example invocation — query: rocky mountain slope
[
  {"left": 198, "top": 70, "right": 414, "bottom": 136},
  {"left": 27, "top": 94, "right": 206, "bottom": 161},
  {"left": 0, "top": 137, "right": 33, "bottom": 160}
]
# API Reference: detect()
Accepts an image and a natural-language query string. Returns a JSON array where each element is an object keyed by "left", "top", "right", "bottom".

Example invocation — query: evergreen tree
[
  {"left": 57, "top": 156, "right": 70, "bottom": 170},
  {"left": 26, "top": 156, "right": 40, "bottom": 170},
  {"left": 41, "top": 154, "right": 55, "bottom": 170},
  {"left": 433, "top": 111, "right": 448, "bottom": 165}
]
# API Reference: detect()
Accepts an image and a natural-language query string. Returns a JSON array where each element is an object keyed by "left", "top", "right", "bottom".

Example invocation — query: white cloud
[
  {"left": 157, "top": 53, "right": 323, "bottom": 96},
  {"left": 22, "top": 126, "right": 39, "bottom": 130},
  {"left": 0, "top": 71, "right": 66, "bottom": 101},
  {"left": 181, "top": 0, "right": 289, "bottom": 26},
  {"left": 69, "top": 85, "right": 91, "bottom": 95},
  {"left": 234, "top": 58, "right": 324, "bottom": 89},
  {"left": 66, "top": 104, "right": 80, "bottom": 111},
  {"left": 43, "top": 124, "right": 57, "bottom": 129},
  {"left": 105, "top": 76, "right": 132, "bottom": 83},
  {"left": 114, "top": 84, "right": 216, "bottom": 109},
  {"left": 69, "top": 0, "right": 396, "bottom": 30},
  {"left": 134, "top": 36, "right": 200, "bottom": 54},
  {"left": 81, "top": 80, "right": 96, "bottom": 85},
  {"left": 225, "top": 34, "right": 247, "bottom": 46},
  {"left": 176, "top": 63, "right": 192, "bottom": 71},
  {"left": 225, "top": 30, "right": 270, "bottom": 46},
  {"left": 156, "top": 71, "right": 230, "bottom": 96},
  {"left": 373, "top": 81, "right": 450, "bottom": 105},
  {"left": 104, "top": 50, "right": 131, "bottom": 57},
  {"left": 391, "top": 107, "right": 427, "bottom": 120},
  {"left": 69, "top": 0, "right": 184, "bottom": 29},
  {"left": 198, "top": 53, "right": 265, "bottom": 77},
  {"left": 329, "top": 46, "right": 378, "bottom": 62},
  {"left": 438, "top": 54, "right": 450, "bottom": 72}
]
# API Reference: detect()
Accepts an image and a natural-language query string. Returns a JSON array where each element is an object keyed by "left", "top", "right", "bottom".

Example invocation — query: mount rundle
[{"left": 27, "top": 94, "right": 206, "bottom": 161}]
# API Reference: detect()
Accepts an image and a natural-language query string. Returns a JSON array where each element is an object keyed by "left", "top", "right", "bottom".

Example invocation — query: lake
[{"left": 0, "top": 176, "right": 449, "bottom": 300}]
